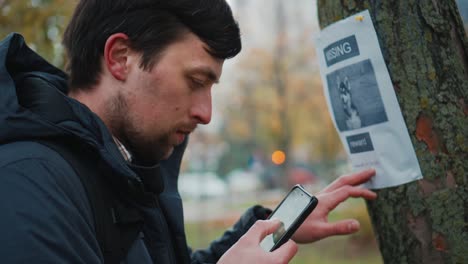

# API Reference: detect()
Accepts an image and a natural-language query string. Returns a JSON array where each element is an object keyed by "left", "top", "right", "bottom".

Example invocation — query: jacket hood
[{"left": 0, "top": 33, "right": 145, "bottom": 191}]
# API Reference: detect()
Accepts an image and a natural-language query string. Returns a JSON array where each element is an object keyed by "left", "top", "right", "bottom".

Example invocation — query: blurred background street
[{"left": 3, "top": 0, "right": 468, "bottom": 263}]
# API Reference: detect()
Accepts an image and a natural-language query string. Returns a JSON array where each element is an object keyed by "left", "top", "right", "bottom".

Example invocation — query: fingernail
[
  {"left": 270, "top": 218, "right": 281, "bottom": 225},
  {"left": 349, "top": 220, "right": 360, "bottom": 231}
]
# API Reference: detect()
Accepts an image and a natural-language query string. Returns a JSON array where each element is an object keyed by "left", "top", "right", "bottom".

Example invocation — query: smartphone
[{"left": 260, "top": 184, "right": 318, "bottom": 252}]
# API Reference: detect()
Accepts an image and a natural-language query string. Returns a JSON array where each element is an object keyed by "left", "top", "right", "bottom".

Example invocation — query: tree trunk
[{"left": 317, "top": 1, "right": 467, "bottom": 263}]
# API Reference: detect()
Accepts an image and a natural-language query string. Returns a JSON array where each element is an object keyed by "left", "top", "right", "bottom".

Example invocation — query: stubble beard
[
  {"left": 107, "top": 92, "right": 173, "bottom": 166},
  {"left": 126, "top": 127, "right": 173, "bottom": 165}
]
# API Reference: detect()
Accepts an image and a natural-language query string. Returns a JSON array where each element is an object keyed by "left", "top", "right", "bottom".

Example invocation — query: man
[{"left": 0, "top": 0, "right": 376, "bottom": 263}]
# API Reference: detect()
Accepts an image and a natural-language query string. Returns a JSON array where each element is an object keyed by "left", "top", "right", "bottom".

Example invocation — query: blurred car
[
  {"left": 226, "top": 169, "right": 263, "bottom": 193},
  {"left": 287, "top": 167, "right": 318, "bottom": 188},
  {"left": 178, "top": 172, "right": 227, "bottom": 199}
]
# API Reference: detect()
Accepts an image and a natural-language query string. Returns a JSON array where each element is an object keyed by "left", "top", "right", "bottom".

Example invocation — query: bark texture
[{"left": 317, "top": 1, "right": 467, "bottom": 263}]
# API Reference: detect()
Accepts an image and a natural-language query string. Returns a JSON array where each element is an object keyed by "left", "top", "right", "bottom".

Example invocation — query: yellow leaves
[
  {"left": 229, "top": 121, "right": 251, "bottom": 139},
  {"left": 420, "top": 97, "right": 429, "bottom": 109},
  {"left": 0, "top": 0, "right": 75, "bottom": 67}
]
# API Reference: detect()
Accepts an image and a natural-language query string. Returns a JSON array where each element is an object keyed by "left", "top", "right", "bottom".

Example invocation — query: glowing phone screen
[{"left": 260, "top": 187, "right": 312, "bottom": 251}]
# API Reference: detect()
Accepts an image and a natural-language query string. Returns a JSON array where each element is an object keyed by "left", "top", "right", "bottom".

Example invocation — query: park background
[{"left": 1, "top": 1, "right": 467, "bottom": 263}]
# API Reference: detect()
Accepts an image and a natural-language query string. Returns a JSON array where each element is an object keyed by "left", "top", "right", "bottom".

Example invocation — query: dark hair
[{"left": 63, "top": 0, "right": 241, "bottom": 90}]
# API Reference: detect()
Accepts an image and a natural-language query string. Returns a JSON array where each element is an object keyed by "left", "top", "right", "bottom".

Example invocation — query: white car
[{"left": 178, "top": 172, "right": 227, "bottom": 199}]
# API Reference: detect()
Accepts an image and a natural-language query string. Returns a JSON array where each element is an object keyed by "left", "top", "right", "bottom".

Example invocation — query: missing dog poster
[{"left": 314, "top": 10, "right": 422, "bottom": 189}]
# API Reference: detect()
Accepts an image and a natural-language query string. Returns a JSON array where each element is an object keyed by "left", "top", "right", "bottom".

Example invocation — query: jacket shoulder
[
  {"left": 0, "top": 141, "right": 87, "bottom": 191},
  {"left": 0, "top": 141, "right": 102, "bottom": 263}
]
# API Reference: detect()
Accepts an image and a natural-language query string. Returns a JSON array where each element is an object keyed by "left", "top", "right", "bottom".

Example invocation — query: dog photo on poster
[
  {"left": 314, "top": 10, "right": 422, "bottom": 189},
  {"left": 326, "top": 59, "right": 388, "bottom": 132}
]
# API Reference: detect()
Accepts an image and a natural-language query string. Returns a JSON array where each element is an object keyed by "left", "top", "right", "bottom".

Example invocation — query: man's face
[{"left": 109, "top": 33, "right": 223, "bottom": 164}]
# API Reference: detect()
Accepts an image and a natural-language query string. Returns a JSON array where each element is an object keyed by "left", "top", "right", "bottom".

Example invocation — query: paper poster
[{"left": 314, "top": 10, "right": 422, "bottom": 189}]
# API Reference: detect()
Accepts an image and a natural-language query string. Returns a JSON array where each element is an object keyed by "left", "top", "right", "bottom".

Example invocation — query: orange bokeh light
[{"left": 272, "top": 150, "right": 286, "bottom": 165}]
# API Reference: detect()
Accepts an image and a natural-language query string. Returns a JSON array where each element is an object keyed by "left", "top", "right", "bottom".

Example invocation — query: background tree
[
  {"left": 218, "top": 0, "right": 344, "bottom": 186},
  {"left": 0, "top": 0, "right": 75, "bottom": 67},
  {"left": 317, "top": 1, "right": 467, "bottom": 263}
]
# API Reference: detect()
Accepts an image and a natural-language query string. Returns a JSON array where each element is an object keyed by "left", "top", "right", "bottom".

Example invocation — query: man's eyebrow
[{"left": 186, "top": 66, "right": 220, "bottom": 83}]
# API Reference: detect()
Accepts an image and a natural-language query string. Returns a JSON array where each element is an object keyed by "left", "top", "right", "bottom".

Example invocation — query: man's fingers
[
  {"left": 319, "top": 185, "right": 376, "bottom": 212},
  {"left": 272, "top": 239, "right": 298, "bottom": 263},
  {"left": 322, "top": 219, "right": 361, "bottom": 236},
  {"left": 342, "top": 186, "right": 377, "bottom": 200},
  {"left": 321, "top": 168, "right": 376, "bottom": 193},
  {"left": 248, "top": 219, "right": 282, "bottom": 242}
]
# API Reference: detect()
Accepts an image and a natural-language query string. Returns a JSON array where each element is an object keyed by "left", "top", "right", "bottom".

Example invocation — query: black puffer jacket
[{"left": 0, "top": 33, "right": 269, "bottom": 264}]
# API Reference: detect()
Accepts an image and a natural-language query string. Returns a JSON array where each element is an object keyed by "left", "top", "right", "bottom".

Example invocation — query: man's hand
[
  {"left": 292, "top": 169, "right": 377, "bottom": 243},
  {"left": 218, "top": 220, "right": 298, "bottom": 264}
]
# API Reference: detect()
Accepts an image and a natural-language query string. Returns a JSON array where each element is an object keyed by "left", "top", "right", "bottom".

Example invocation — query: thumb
[{"left": 250, "top": 219, "right": 282, "bottom": 242}]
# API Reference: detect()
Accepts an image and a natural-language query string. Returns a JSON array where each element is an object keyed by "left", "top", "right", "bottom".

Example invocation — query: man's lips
[
  {"left": 175, "top": 127, "right": 196, "bottom": 143},
  {"left": 178, "top": 124, "right": 197, "bottom": 134}
]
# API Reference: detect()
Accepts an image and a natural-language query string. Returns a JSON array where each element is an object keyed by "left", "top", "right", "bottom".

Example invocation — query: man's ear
[{"left": 104, "top": 33, "right": 131, "bottom": 81}]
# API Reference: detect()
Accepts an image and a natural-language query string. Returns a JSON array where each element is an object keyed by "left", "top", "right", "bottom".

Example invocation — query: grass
[
  {"left": 185, "top": 198, "right": 383, "bottom": 264},
  {"left": 292, "top": 238, "right": 383, "bottom": 264}
]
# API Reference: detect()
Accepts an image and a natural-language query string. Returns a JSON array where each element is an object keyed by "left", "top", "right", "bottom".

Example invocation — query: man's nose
[{"left": 191, "top": 90, "right": 212, "bottom": 125}]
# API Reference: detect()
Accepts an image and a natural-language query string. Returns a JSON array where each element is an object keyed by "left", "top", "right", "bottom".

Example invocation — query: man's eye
[{"left": 191, "top": 78, "right": 205, "bottom": 88}]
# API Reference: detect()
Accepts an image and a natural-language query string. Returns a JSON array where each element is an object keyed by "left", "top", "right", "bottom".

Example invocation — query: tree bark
[{"left": 317, "top": 1, "right": 467, "bottom": 263}]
